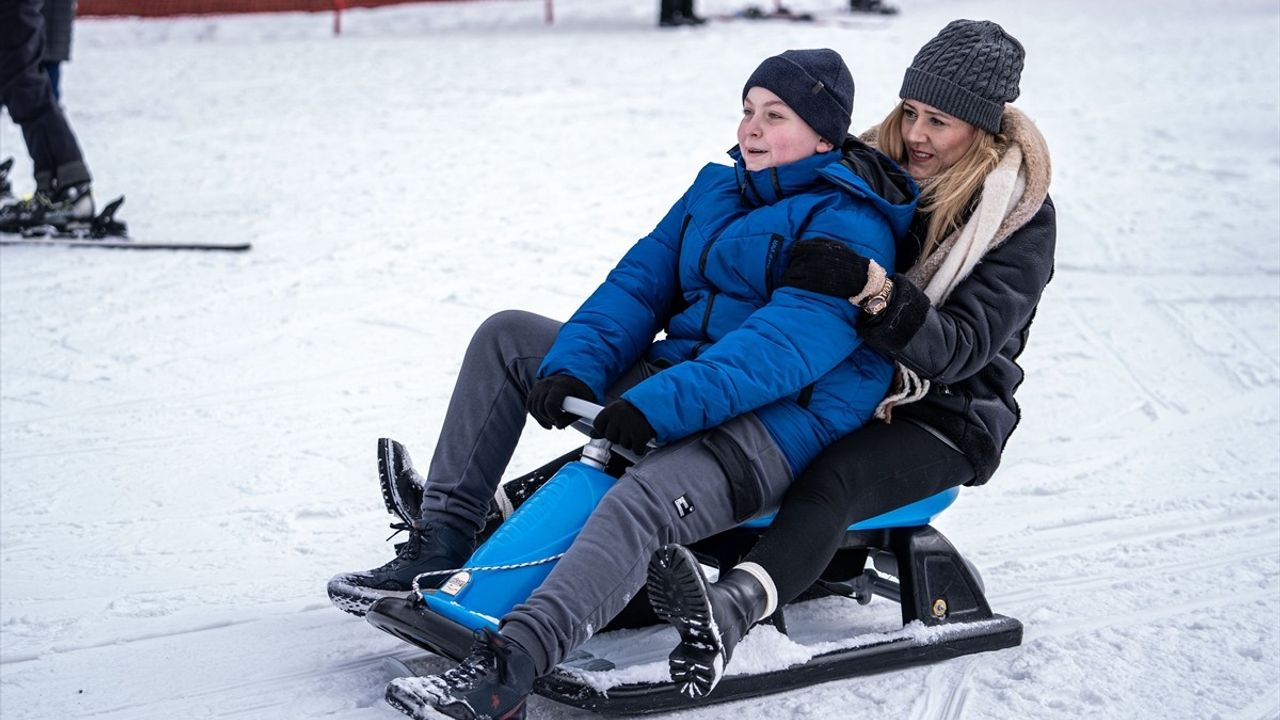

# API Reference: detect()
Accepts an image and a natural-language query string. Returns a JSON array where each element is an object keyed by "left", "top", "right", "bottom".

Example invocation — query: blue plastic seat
[{"left": 739, "top": 486, "right": 959, "bottom": 530}]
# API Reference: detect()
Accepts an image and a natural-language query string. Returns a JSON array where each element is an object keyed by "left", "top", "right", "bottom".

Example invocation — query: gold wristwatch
[{"left": 862, "top": 277, "right": 894, "bottom": 316}]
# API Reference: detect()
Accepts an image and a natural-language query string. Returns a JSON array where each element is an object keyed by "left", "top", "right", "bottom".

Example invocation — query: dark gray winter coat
[
  {"left": 856, "top": 107, "right": 1056, "bottom": 485},
  {"left": 859, "top": 198, "right": 1055, "bottom": 484},
  {"left": 42, "top": 0, "right": 76, "bottom": 63}
]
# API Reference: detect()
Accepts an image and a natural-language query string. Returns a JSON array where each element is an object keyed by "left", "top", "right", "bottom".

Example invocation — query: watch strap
[{"left": 849, "top": 260, "right": 888, "bottom": 306}]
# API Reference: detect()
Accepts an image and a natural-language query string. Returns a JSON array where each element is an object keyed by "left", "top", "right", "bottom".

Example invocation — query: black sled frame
[{"left": 367, "top": 521, "right": 1022, "bottom": 715}]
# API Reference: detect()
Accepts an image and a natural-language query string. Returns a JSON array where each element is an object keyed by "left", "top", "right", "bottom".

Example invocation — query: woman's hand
[{"left": 779, "top": 238, "right": 871, "bottom": 300}]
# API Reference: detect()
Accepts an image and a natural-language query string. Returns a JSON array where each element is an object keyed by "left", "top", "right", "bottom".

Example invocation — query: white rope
[{"left": 410, "top": 553, "right": 566, "bottom": 596}]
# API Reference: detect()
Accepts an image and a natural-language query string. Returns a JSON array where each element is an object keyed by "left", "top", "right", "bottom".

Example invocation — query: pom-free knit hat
[
  {"left": 743, "top": 49, "right": 855, "bottom": 145},
  {"left": 900, "top": 19, "right": 1024, "bottom": 134}
]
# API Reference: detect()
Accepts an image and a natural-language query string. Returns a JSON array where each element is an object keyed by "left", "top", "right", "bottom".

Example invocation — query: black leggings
[{"left": 744, "top": 419, "right": 975, "bottom": 604}]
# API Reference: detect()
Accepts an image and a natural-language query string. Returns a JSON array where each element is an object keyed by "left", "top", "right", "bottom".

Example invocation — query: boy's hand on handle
[
  {"left": 592, "top": 400, "right": 656, "bottom": 454},
  {"left": 528, "top": 374, "right": 596, "bottom": 429},
  {"left": 779, "top": 238, "right": 872, "bottom": 299}
]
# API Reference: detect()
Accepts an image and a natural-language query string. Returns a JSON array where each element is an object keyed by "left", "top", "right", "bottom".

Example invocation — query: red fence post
[
  {"left": 544, "top": 0, "right": 553, "bottom": 24},
  {"left": 333, "top": 0, "right": 344, "bottom": 35}
]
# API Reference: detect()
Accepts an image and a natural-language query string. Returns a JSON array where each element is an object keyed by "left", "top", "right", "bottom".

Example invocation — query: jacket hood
[
  {"left": 829, "top": 136, "right": 919, "bottom": 239},
  {"left": 727, "top": 143, "right": 919, "bottom": 238}
]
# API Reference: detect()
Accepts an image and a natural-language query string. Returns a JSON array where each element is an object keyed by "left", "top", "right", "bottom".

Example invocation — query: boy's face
[{"left": 737, "top": 87, "right": 833, "bottom": 171}]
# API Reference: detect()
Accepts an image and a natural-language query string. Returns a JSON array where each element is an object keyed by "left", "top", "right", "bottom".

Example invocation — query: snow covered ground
[{"left": 2, "top": 0, "right": 1278, "bottom": 717}]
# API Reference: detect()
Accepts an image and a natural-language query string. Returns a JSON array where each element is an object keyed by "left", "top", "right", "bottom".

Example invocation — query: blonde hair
[{"left": 875, "top": 102, "right": 1005, "bottom": 259}]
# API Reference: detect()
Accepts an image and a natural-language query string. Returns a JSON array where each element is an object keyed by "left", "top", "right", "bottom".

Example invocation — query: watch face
[{"left": 865, "top": 298, "right": 887, "bottom": 314}]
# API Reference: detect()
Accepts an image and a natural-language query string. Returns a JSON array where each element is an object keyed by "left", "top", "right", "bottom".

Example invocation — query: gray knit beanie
[
  {"left": 900, "top": 20, "right": 1024, "bottom": 134},
  {"left": 743, "top": 49, "right": 855, "bottom": 146}
]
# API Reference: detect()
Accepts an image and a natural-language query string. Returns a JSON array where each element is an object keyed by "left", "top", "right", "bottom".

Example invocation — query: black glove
[
  {"left": 779, "top": 238, "right": 871, "bottom": 299},
  {"left": 527, "top": 374, "right": 596, "bottom": 429},
  {"left": 591, "top": 400, "right": 656, "bottom": 454}
]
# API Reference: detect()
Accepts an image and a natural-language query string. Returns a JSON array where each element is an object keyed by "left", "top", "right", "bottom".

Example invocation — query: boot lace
[
  {"left": 386, "top": 522, "right": 431, "bottom": 563},
  {"left": 439, "top": 630, "right": 514, "bottom": 689}
]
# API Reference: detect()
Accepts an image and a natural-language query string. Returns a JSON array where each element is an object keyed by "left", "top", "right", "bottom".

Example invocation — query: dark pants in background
[{"left": 0, "top": 0, "right": 88, "bottom": 192}]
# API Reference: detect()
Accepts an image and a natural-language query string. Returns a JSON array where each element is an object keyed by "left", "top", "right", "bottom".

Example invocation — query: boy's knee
[
  {"left": 470, "top": 309, "right": 556, "bottom": 358},
  {"left": 593, "top": 476, "right": 673, "bottom": 536},
  {"left": 475, "top": 309, "right": 539, "bottom": 340},
  {"left": 604, "top": 465, "right": 727, "bottom": 545}
]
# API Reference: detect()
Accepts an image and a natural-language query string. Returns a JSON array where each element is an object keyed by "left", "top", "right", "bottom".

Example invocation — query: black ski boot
[
  {"left": 0, "top": 180, "right": 94, "bottom": 233},
  {"left": 647, "top": 544, "right": 768, "bottom": 698},
  {"left": 385, "top": 628, "right": 537, "bottom": 720},
  {"left": 327, "top": 520, "right": 476, "bottom": 617}
]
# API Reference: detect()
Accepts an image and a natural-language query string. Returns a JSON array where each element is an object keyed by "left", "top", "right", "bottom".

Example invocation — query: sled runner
[{"left": 366, "top": 399, "right": 1021, "bottom": 715}]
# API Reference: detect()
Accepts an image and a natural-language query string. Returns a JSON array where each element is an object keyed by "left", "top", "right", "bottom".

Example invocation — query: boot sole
[
  {"left": 646, "top": 545, "right": 725, "bottom": 698},
  {"left": 379, "top": 438, "right": 421, "bottom": 525},
  {"left": 386, "top": 676, "right": 527, "bottom": 720},
  {"left": 326, "top": 572, "right": 411, "bottom": 618}
]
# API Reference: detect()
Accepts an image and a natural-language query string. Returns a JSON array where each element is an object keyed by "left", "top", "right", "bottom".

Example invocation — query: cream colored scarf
[{"left": 865, "top": 106, "right": 1053, "bottom": 420}]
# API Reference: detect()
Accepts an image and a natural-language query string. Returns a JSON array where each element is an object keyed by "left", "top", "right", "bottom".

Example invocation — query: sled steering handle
[
  {"left": 562, "top": 396, "right": 604, "bottom": 424},
  {"left": 561, "top": 397, "right": 659, "bottom": 460}
]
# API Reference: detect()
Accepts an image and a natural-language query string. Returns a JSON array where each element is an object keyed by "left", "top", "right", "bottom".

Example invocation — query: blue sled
[
  {"left": 419, "top": 442, "right": 958, "bottom": 634},
  {"left": 367, "top": 419, "right": 1020, "bottom": 715}
]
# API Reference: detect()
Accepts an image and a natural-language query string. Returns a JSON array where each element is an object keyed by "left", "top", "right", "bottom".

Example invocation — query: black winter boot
[
  {"left": 378, "top": 437, "right": 507, "bottom": 545},
  {"left": 647, "top": 544, "right": 769, "bottom": 698},
  {"left": 378, "top": 438, "right": 426, "bottom": 526},
  {"left": 385, "top": 628, "right": 536, "bottom": 720},
  {"left": 327, "top": 521, "right": 476, "bottom": 617}
]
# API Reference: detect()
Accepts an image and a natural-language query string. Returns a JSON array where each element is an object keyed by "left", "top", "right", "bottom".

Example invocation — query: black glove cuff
[{"left": 857, "top": 274, "right": 929, "bottom": 352}]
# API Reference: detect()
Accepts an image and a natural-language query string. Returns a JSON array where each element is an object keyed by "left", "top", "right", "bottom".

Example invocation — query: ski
[
  {"left": 709, "top": 7, "right": 818, "bottom": 22},
  {"left": 0, "top": 235, "right": 252, "bottom": 252},
  {"left": 708, "top": 4, "right": 897, "bottom": 25},
  {"left": 0, "top": 196, "right": 251, "bottom": 251}
]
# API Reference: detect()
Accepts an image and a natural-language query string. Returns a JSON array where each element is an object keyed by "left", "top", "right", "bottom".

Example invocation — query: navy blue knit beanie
[
  {"left": 900, "top": 20, "right": 1024, "bottom": 134},
  {"left": 743, "top": 49, "right": 855, "bottom": 145}
]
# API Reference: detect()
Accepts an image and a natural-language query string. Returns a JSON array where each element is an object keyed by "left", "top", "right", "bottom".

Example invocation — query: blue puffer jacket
[{"left": 540, "top": 146, "right": 918, "bottom": 472}]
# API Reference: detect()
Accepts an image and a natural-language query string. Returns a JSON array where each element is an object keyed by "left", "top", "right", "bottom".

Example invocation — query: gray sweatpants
[{"left": 421, "top": 310, "right": 795, "bottom": 675}]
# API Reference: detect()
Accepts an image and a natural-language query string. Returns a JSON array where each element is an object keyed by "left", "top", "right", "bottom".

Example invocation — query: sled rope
[{"left": 411, "top": 553, "right": 565, "bottom": 596}]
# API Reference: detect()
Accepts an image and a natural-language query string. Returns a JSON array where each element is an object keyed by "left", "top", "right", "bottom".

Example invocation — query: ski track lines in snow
[
  {"left": 3, "top": 0, "right": 1280, "bottom": 718},
  {"left": 1, "top": 611, "right": 408, "bottom": 719}
]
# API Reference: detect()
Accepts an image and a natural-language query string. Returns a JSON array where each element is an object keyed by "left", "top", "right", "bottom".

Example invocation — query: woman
[{"left": 646, "top": 19, "right": 1056, "bottom": 698}]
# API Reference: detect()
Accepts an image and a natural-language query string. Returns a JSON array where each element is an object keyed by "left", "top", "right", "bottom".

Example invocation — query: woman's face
[
  {"left": 738, "top": 87, "right": 833, "bottom": 171},
  {"left": 899, "top": 100, "right": 978, "bottom": 180}
]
